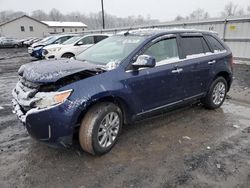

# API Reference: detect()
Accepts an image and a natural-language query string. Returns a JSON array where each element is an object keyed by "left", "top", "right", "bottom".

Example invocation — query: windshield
[
  {"left": 44, "top": 36, "right": 58, "bottom": 45},
  {"left": 40, "top": 36, "right": 53, "bottom": 43},
  {"left": 62, "top": 36, "right": 82, "bottom": 45},
  {"left": 76, "top": 35, "right": 146, "bottom": 65}
]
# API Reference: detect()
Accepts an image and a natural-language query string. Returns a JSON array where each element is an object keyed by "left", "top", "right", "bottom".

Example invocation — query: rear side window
[
  {"left": 181, "top": 36, "right": 210, "bottom": 57},
  {"left": 94, "top": 35, "right": 108, "bottom": 43},
  {"left": 144, "top": 38, "right": 179, "bottom": 65},
  {"left": 205, "top": 35, "right": 225, "bottom": 52}
]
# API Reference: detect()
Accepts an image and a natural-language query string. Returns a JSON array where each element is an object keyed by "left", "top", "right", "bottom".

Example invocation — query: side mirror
[
  {"left": 76, "top": 41, "right": 84, "bottom": 46},
  {"left": 132, "top": 55, "right": 156, "bottom": 70}
]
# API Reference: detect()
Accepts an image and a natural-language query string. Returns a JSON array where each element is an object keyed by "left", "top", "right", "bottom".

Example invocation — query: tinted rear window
[
  {"left": 94, "top": 35, "right": 108, "bottom": 43},
  {"left": 80, "top": 36, "right": 94, "bottom": 44},
  {"left": 181, "top": 36, "right": 210, "bottom": 57},
  {"left": 205, "top": 35, "right": 225, "bottom": 52}
]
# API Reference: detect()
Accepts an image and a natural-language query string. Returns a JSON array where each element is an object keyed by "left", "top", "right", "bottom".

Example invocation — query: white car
[{"left": 42, "top": 34, "right": 109, "bottom": 59}]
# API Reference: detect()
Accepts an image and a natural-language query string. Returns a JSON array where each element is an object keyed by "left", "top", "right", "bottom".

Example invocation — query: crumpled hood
[{"left": 18, "top": 59, "right": 103, "bottom": 83}]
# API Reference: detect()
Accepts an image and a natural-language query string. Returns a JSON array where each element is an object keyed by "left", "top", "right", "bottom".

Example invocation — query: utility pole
[{"left": 101, "top": 0, "right": 105, "bottom": 29}]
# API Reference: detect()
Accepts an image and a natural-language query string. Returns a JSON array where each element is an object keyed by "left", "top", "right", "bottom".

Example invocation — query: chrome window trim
[
  {"left": 136, "top": 93, "right": 205, "bottom": 116},
  {"left": 125, "top": 50, "right": 227, "bottom": 73}
]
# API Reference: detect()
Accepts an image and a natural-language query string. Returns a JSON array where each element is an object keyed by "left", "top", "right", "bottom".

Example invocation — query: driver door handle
[
  {"left": 208, "top": 60, "right": 216, "bottom": 65},
  {"left": 171, "top": 68, "right": 183, "bottom": 73}
]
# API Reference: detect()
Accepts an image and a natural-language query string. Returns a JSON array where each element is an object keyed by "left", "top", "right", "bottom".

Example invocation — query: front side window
[
  {"left": 29, "top": 26, "right": 34, "bottom": 32},
  {"left": 144, "top": 38, "right": 179, "bottom": 65},
  {"left": 21, "top": 26, "right": 25, "bottom": 32},
  {"left": 59, "top": 36, "right": 71, "bottom": 43},
  {"left": 181, "top": 36, "right": 211, "bottom": 58},
  {"left": 205, "top": 35, "right": 225, "bottom": 52},
  {"left": 78, "top": 36, "right": 94, "bottom": 45},
  {"left": 62, "top": 36, "right": 82, "bottom": 45},
  {"left": 52, "top": 36, "right": 70, "bottom": 44}
]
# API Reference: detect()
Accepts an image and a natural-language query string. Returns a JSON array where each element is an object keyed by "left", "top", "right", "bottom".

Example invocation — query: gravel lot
[{"left": 0, "top": 48, "right": 249, "bottom": 188}]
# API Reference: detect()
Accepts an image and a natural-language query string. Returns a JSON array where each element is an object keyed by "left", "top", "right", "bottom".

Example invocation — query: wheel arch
[
  {"left": 214, "top": 71, "right": 232, "bottom": 91},
  {"left": 76, "top": 95, "right": 132, "bottom": 127},
  {"left": 61, "top": 52, "right": 75, "bottom": 58}
]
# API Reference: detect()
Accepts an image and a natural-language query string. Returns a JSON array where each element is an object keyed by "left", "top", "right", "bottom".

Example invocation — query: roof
[
  {"left": 0, "top": 15, "right": 47, "bottom": 27},
  {"left": 0, "top": 15, "right": 87, "bottom": 28},
  {"left": 42, "top": 21, "right": 87, "bottom": 28}
]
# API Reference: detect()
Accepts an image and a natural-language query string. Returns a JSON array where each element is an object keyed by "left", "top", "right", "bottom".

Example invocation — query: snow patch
[
  {"left": 106, "top": 60, "right": 120, "bottom": 70},
  {"left": 156, "top": 57, "right": 180, "bottom": 66},
  {"left": 182, "top": 136, "right": 191, "bottom": 140},
  {"left": 233, "top": 124, "right": 240, "bottom": 129}
]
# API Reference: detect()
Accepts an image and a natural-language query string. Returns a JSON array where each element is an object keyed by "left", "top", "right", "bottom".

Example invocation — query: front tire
[
  {"left": 202, "top": 77, "right": 228, "bottom": 109},
  {"left": 61, "top": 53, "right": 74, "bottom": 59},
  {"left": 79, "top": 102, "right": 123, "bottom": 155}
]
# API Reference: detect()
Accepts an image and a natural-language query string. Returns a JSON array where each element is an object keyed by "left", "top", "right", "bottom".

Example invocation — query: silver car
[{"left": 0, "top": 38, "right": 21, "bottom": 48}]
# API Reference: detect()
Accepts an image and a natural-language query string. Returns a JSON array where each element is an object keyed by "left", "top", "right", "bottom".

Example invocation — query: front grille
[
  {"left": 20, "top": 77, "right": 40, "bottom": 90},
  {"left": 13, "top": 77, "right": 40, "bottom": 111}
]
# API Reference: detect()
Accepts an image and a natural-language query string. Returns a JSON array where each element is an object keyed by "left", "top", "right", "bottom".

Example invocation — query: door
[
  {"left": 177, "top": 35, "right": 214, "bottom": 98},
  {"left": 124, "top": 37, "right": 183, "bottom": 114}
]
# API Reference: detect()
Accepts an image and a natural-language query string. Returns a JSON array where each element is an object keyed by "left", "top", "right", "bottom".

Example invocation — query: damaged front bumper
[
  {"left": 12, "top": 97, "right": 78, "bottom": 148},
  {"left": 12, "top": 98, "right": 26, "bottom": 123}
]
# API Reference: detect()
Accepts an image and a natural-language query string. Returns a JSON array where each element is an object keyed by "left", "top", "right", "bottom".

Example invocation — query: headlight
[
  {"left": 34, "top": 89, "right": 72, "bottom": 109},
  {"left": 51, "top": 47, "right": 61, "bottom": 52}
]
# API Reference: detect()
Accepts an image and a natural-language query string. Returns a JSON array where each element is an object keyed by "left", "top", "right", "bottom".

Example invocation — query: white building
[{"left": 0, "top": 15, "right": 87, "bottom": 39}]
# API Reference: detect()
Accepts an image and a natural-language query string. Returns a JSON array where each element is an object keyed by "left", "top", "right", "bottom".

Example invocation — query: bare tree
[
  {"left": 174, "top": 9, "right": 209, "bottom": 21},
  {"left": 247, "top": 6, "right": 250, "bottom": 14},
  {"left": 221, "top": 2, "right": 238, "bottom": 17},
  {"left": 31, "top": 10, "right": 49, "bottom": 21},
  {"left": 0, "top": 10, "right": 25, "bottom": 23},
  {"left": 174, "top": 15, "right": 185, "bottom": 21},
  {"left": 189, "top": 8, "right": 210, "bottom": 20},
  {"left": 49, "top": 8, "right": 64, "bottom": 21},
  {"left": 0, "top": 9, "right": 159, "bottom": 29},
  {"left": 237, "top": 8, "right": 245, "bottom": 16}
]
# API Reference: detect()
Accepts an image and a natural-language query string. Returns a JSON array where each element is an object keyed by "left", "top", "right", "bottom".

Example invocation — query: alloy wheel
[
  {"left": 212, "top": 81, "right": 226, "bottom": 105},
  {"left": 97, "top": 112, "right": 120, "bottom": 148}
]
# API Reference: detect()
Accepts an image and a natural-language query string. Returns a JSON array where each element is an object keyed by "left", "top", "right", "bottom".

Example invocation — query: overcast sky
[{"left": 0, "top": 0, "right": 249, "bottom": 21}]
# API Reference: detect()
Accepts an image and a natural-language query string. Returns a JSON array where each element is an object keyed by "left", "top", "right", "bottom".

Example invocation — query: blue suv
[{"left": 13, "top": 29, "right": 233, "bottom": 155}]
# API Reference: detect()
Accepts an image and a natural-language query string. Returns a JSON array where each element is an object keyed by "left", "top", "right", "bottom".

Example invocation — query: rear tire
[
  {"left": 61, "top": 53, "right": 74, "bottom": 58},
  {"left": 202, "top": 77, "right": 228, "bottom": 109},
  {"left": 79, "top": 102, "right": 123, "bottom": 155}
]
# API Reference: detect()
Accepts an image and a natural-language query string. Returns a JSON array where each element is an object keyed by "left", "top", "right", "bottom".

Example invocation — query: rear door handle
[
  {"left": 208, "top": 60, "right": 216, "bottom": 65},
  {"left": 171, "top": 68, "right": 183, "bottom": 73}
]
